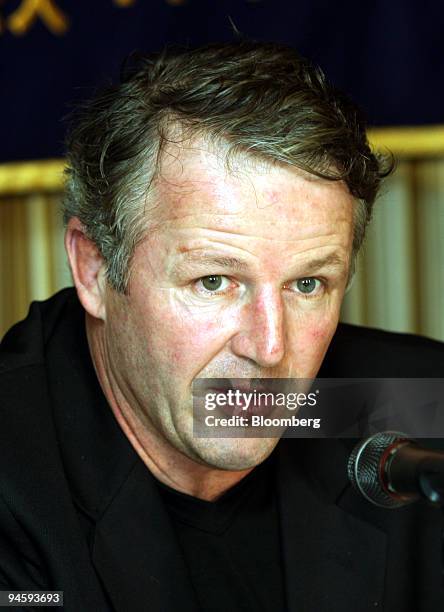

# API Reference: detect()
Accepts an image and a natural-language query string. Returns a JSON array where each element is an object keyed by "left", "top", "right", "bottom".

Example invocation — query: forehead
[{"left": 151, "top": 136, "right": 355, "bottom": 242}]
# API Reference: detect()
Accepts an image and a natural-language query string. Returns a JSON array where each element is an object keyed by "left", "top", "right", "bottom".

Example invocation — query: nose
[{"left": 230, "top": 284, "right": 286, "bottom": 368}]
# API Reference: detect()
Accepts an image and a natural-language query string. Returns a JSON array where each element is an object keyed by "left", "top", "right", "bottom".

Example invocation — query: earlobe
[{"left": 65, "top": 217, "right": 107, "bottom": 320}]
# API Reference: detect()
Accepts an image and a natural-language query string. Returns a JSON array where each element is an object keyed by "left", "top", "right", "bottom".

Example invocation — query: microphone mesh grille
[{"left": 347, "top": 432, "right": 409, "bottom": 508}]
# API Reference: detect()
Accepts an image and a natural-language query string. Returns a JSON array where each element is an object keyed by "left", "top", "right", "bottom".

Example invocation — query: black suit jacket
[{"left": 1, "top": 288, "right": 444, "bottom": 611}]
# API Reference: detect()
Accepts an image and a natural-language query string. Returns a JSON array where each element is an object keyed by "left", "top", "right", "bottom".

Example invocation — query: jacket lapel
[
  {"left": 276, "top": 439, "right": 387, "bottom": 612},
  {"left": 92, "top": 459, "right": 199, "bottom": 612}
]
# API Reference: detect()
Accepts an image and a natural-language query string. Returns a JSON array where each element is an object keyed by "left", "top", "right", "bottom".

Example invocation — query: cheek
[
  {"left": 292, "top": 318, "right": 337, "bottom": 363},
  {"left": 309, "top": 325, "right": 333, "bottom": 346},
  {"left": 143, "top": 292, "right": 242, "bottom": 369},
  {"left": 162, "top": 319, "right": 224, "bottom": 369}
]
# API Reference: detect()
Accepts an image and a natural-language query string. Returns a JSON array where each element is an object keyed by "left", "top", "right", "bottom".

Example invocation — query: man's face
[{"left": 103, "top": 139, "right": 355, "bottom": 470}]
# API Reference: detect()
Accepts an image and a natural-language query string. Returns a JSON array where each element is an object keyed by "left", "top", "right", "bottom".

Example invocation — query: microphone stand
[
  {"left": 388, "top": 445, "right": 444, "bottom": 585},
  {"left": 416, "top": 469, "right": 444, "bottom": 586}
]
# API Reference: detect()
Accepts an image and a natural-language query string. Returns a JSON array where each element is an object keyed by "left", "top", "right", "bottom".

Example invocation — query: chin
[{"left": 190, "top": 436, "right": 280, "bottom": 471}]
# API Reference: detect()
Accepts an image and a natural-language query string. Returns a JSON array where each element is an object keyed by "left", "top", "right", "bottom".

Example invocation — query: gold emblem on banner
[
  {"left": 7, "top": 0, "right": 69, "bottom": 36},
  {"left": 1, "top": 0, "right": 187, "bottom": 36}
]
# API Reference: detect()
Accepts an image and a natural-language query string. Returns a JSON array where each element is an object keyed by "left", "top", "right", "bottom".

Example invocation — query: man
[{"left": 1, "top": 42, "right": 444, "bottom": 611}]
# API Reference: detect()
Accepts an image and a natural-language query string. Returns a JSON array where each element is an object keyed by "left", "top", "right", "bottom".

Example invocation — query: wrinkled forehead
[{"left": 151, "top": 134, "right": 354, "bottom": 232}]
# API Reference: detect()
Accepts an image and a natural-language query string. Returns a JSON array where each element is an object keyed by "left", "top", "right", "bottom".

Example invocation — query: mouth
[{"left": 199, "top": 378, "right": 279, "bottom": 418}]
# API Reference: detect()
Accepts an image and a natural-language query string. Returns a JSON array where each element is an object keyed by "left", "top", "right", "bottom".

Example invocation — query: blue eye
[{"left": 295, "top": 278, "right": 320, "bottom": 294}]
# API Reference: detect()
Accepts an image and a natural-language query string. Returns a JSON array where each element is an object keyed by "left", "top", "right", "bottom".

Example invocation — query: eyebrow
[
  {"left": 297, "top": 253, "right": 348, "bottom": 275},
  {"left": 177, "top": 252, "right": 249, "bottom": 272},
  {"left": 176, "top": 250, "right": 347, "bottom": 275}
]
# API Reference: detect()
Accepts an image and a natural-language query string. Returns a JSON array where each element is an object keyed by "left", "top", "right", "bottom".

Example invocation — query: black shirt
[{"left": 156, "top": 453, "right": 287, "bottom": 612}]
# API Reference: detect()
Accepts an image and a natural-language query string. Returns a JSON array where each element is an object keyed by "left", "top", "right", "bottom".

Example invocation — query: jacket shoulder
[
  {"left": 321, "top": 323, "right": 444, "bottom": 376},
  {"left": 0, "top": 288, "right": 78, "bottom": 374},
  {"left": 0, "top": 288, "right": 81, "bottom": 476}
]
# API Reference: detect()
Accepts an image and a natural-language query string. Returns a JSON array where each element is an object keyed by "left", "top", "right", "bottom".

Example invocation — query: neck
[{"left": 85, "top": 315, "right": 253, "bottom": 501}]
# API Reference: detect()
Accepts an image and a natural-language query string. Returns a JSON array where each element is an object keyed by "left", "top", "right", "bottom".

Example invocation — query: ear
[{"left": 65, "top": 217, "right": 107, "bottom": 320}]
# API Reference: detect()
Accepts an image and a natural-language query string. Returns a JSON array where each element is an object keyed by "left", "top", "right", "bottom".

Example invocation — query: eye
[
  {"left": 196, "top": 275, "right": 232, "bottom": 294},
  {"left": 296, "top": 278, "right": 318, "bottom": 294},
  {"left": 290, "top": 277, "right": 323, "bottom": 296}
]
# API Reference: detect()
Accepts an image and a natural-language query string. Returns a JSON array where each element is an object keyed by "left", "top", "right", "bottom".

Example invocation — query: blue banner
[{"left": 1, "top": 0, "right": 443, "bottom": 162}]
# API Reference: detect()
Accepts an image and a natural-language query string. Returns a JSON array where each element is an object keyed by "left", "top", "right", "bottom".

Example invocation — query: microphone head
[{"left": 347, "top": 431, "right": 412, "bottom": 508}]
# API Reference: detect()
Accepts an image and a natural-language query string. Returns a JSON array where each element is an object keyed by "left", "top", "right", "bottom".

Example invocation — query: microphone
[{"left": 347, "top": 432, "right": 444, "bottom": 508}]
